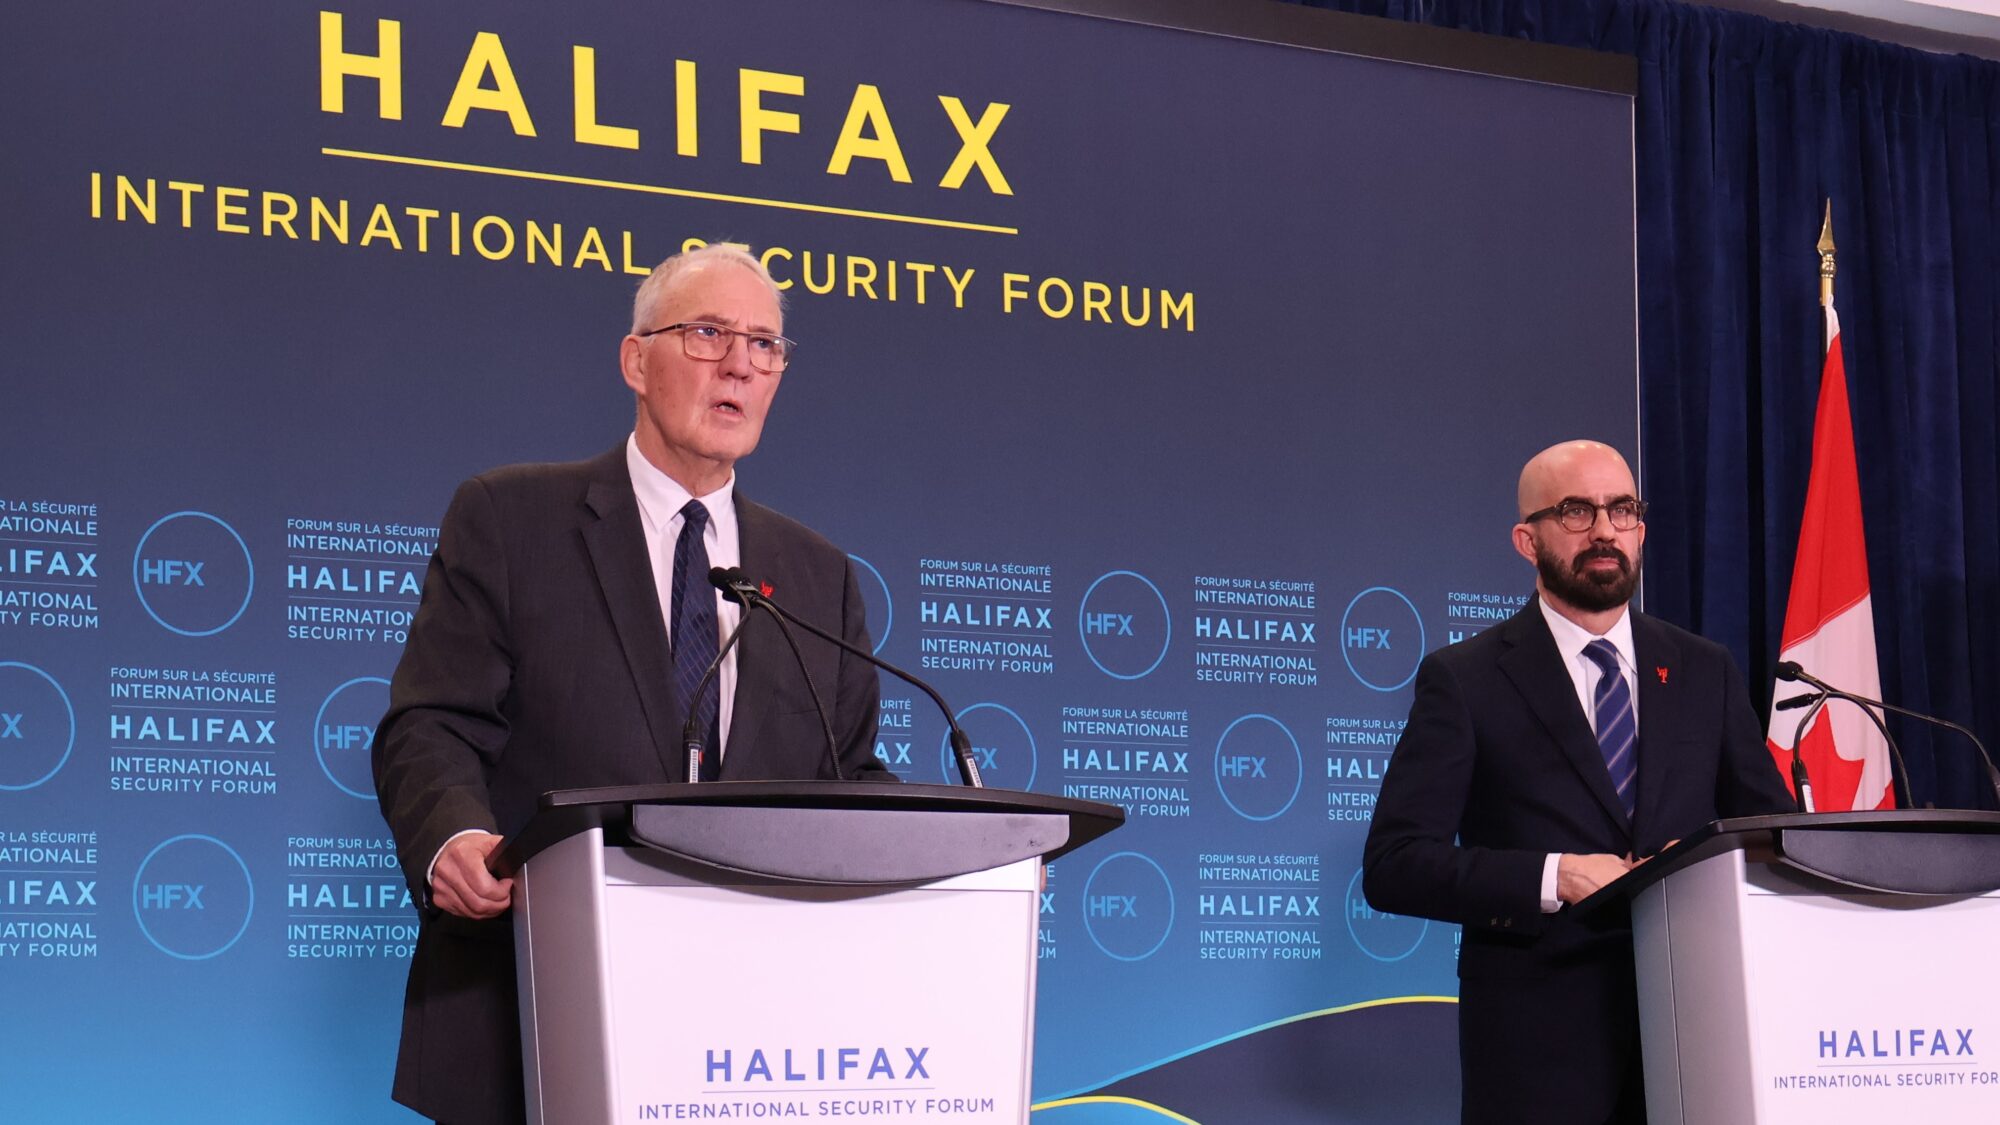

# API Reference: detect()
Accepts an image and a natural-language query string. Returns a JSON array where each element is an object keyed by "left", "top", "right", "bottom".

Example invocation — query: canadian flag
[{"left": 1766, "top": 302, "right": 1894, "bottom": 810}]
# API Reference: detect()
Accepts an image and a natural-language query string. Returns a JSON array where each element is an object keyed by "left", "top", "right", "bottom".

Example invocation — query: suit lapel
[
  {"left": 578, "top": 450, "right": 686, "bottom": 781},
  {"left": 1631, "top": 611, "right": 1683, "bottom": 838},
  {"left": 1497, "top": 602, "right": 1633, "bottom": 836},
  {"left": 719, "top": 494, "right": 783, "bottom": 777}
]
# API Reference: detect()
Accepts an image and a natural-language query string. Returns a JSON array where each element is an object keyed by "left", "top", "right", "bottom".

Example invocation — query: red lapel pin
[
  {"left": 760, "top": 581, "right": 775, "bottom": 598},
  {"left": 1656, "top": 667, "right": 1669, "bottom": 684}
]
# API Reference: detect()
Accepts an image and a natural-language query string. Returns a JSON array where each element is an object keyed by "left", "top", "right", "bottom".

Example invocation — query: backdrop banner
[{"left": 1, "top": 2, "right": 1635, "bottom": 1120}]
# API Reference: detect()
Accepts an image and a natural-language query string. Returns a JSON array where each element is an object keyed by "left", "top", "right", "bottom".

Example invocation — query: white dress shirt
[
  {"left": 1536, "top": 598, "right": 1638, "bottom": 911},
  {"left": 625, "top": 433, "right": 742, "bottom": 755}
]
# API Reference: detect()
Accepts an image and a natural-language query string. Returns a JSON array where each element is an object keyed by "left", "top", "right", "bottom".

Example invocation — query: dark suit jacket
[
  {"left": 373, "top": 444, "right": 888, "bottom": 1124},
  {"left": 1362, "top": 599, "right": 1792, "bottom": 1121}
]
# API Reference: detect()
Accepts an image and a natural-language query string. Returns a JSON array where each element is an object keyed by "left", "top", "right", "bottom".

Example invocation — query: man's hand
[
  {"left": 431, "top": 831, "right": 514, "bottom": 919},
  {"left": 1556, "top": 852, "right": 1635, "bottom": 904}
]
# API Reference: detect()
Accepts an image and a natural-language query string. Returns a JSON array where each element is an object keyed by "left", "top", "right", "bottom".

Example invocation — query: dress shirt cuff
[
  {"left": 1540, "top": 852, "right": 1562, "bottom": 913},
  {"left": 427, "top": 828, "right": 493, "bottom": 888}
]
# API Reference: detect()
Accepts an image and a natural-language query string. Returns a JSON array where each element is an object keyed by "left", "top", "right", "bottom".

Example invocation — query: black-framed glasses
[
  {"left": 636, "top": 321, "right": 795, "bottom": 374},
  {"left": 1524, "top": 498, "right": 1648, "bottom": 533}
]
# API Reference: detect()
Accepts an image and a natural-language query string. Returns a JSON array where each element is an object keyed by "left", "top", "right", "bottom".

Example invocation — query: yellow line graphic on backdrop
[
  {"left": 1026, "top": 996, "right": 1461, "bottom": 1125},
  {"left": 320, "top": 148, "right": 1020, "bottom": 235},
  {"left": 1032, "top": 1096, "right": 1202, "bottom": 1124}
]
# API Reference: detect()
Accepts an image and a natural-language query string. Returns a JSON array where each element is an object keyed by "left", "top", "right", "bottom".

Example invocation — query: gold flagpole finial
[{"left": 1817, "top": 200, "right": 1837, "bottom": 306}]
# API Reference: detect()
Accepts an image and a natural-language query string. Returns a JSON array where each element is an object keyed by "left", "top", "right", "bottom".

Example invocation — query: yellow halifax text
[{"left": 320, "top": 11, "right": 1013, "bottom": 195}]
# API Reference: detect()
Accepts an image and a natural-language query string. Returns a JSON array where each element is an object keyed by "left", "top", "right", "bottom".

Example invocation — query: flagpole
[{"left": 1818, "top": 200, "right": 1836, "bottom": 308}]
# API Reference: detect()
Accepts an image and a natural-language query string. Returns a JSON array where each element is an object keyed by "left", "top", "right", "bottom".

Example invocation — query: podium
[
  {"left": 491, "top": 781, "right": 1123, "bottom": 1125},
  {"left": 1583, "top": 811, "right": 2000, "bottom": 1123}
]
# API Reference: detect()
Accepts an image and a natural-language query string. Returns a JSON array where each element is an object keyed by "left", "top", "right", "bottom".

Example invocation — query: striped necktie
[
  {"left": 1582, "top": 639, "right": 1636, "bottom": 819},
  {"left": 670, "top": 500, "right": 720, "bottom": 781}
]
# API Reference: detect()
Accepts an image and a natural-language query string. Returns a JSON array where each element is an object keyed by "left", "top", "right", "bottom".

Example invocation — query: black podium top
[
  {"left": 1578, "top": 810, "right": 2000, "bottom": 915},
  {"left": 493, "top": 781, "right": 1125, "bottom": 884}
]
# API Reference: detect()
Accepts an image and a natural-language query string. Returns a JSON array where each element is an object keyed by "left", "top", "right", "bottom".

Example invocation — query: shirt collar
[
  {"left": 1537, "top": 595, "right": 1636, "bottom": 674},
  {"left": 625, "top": 433, "right": 736, "bottom": 540}
]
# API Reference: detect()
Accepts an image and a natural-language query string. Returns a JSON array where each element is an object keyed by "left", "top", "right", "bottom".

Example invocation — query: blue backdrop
[{"left": 1, "top": 2, "right": 1635, "bottom": 1120}]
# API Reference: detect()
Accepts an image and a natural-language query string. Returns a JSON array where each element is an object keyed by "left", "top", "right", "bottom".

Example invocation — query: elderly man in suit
[
  {"left": 374, "top": 243, "right": 890, "bottom": 1124},
  {"left": 1363, "top": 439, "right": 1792, "bottom": 1124}
]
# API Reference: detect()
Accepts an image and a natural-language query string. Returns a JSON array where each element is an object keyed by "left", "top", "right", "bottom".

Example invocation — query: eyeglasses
[
  {"left": 636, "top": 321, "right": 795, "bottom": 374},
  {"left": 1524, "top": 498, "right": 1649, "bottom": 533}
]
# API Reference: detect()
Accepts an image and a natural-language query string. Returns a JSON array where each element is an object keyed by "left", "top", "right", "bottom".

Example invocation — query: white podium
[
  {"left": 1586, "top": 811, "right": 2000, "bottom": 1124},
  {"left": 493, "top": 782, "right": 1123, "bottom": 1125}
]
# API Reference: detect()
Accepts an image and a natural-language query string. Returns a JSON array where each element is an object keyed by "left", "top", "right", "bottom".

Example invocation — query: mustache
[{"left": 1573, "top": 545, "right": 1630, "bottom": 573}]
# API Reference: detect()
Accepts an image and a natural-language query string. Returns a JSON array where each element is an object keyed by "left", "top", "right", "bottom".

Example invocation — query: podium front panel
[
  {"left": 1637, "top": 847, "right": 2000, "bottom": 1124},
  {"left": 516, "top": 827, "right": 1040, "bottom": 1125}
]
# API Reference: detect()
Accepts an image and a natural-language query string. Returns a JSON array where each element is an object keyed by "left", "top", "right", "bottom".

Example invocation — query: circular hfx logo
[
  {"left": 1340, "top": 586, "right": 1424, "bottom": 692},
  {"left": 1078, "top": 570, "right": 1171, "bottom": 680},
  {"left": 1081, "top": 851, "right": 1175, "bottom": 962},
  {"left": 131, "top": 834, "right": 256, "bottom": 960},
  {"left": 1343, "top": 867, "right": 1427, "bottom": 962},
  {"left": 849, "top": 554, "right": 893, "bottom": 655},
  {"left": 1212, "top": 713, "right": 1304, "bottom": 822},
  {"left": 132, "top": 511, "right": 255, "bottom": 637},
  {"left": 315, "top": 676, "right": 390, "bottom": 799},
  {"left": 0, "top": 662, "right": 77, "bottom": 790},
  {"left": 939, "top": 701, "right": 1037, "bottom": 788}
]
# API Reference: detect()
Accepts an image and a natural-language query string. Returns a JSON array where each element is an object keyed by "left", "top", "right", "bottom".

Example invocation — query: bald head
[
  {"left": 1517, "top": 440, "right": 1636, "bottom": 519},
  {"left": 1512, "top": 440, "right": 1644, "bottom": 623}
]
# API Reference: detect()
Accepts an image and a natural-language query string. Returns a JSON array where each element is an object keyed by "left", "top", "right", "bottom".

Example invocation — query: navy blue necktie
[
  {"left": 1582, "top": 639, "right": 1637, "bottom": 820},
  {"left": 671, "top": 500, "right": 720, "bottom": 781}
]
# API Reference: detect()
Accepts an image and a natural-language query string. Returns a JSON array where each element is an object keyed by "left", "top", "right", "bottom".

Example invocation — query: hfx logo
[
  {"left": 0, "top": 662, "right": 76, "bottom": 790},
  {"left": 938, "top": 701, "right": 1037, "bottom": 788},
  {"left": 314, "top": 676, "right": 391, "bottom": 798},
  {"left": 1213, "top": 713, "right": 1304, "bottom": 822},
  {"left": 131, "top": 834, "right": 255, "bottom": 960},
  {"left": 1339, "top": 586, "right": 1425, "bottom": 692},
  {"left": 1080, "top": 851, "right": 1174, "bottom": 962},
  {"left": 848, "top": 554, "right": 893, "bottom": 655},
  {"left": 1077, "top": 570, "right": 1171, "bottom": 680},
  {"left": 132, "top": 511, "right": 255, "bottom": 636},
  {"left": 1343, "top": 867, "right": 1427, "bottom": 962}
]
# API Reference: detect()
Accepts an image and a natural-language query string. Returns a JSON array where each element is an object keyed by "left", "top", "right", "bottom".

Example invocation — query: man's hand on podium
[
  {"left": 1556, "top": 852, "right": 1635, "bottom": 905},
  {"left": 432, "top": 831, "right": 515, "bottom": 919}
]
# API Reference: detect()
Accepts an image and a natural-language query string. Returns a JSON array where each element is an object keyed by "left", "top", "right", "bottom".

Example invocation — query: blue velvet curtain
[{"left": 1295, "top": 0, "right": 2000, "bottom": 808}]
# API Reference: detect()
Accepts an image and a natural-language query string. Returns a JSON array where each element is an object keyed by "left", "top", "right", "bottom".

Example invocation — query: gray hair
[{"left": 630, "top": 243, "right": 786, "bottom": 333}]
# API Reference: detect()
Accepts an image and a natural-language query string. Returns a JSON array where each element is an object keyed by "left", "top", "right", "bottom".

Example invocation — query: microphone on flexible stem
[
  {"left": 705, "top": 568, "right": 842, "bottom": 781},
  {"left": 711, "top": 566, "right": 985, "bottom": 787},
  {"left": 1776, "top": 662, "right": 1917, "bottom": 808},
  {"left": 680, "top": 607, "right": 756, "bottom": 783},
  {"left": 1778, "top": 661, "right": 2000, "bottom": 811},
  {"left": 1774, "top": 690, "right": 1826, "bottom": 813}
]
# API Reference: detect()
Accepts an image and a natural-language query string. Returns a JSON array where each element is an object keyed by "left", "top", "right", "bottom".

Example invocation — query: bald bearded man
[{"left": 1363, "top": 440, "right": 1792, "bottom": 1123}]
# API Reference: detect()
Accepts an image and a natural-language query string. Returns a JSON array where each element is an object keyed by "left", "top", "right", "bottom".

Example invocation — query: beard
[{"left": 1536, "top": 538, "right": 1640, "bottom": 613}]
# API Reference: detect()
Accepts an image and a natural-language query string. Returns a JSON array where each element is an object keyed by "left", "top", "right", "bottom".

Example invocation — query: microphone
[
  {"left": 1774, "top": 661, "right": 1911, "bottom": 806},
  {"left": 1777, "top": 662, "right": 2000, "bottom": 810},
  {"left": 711, "top": 566, "right": 986, "bottom": 787},
  {"left": 679, "top": 606, "right": 755, "bottom": 783}
]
